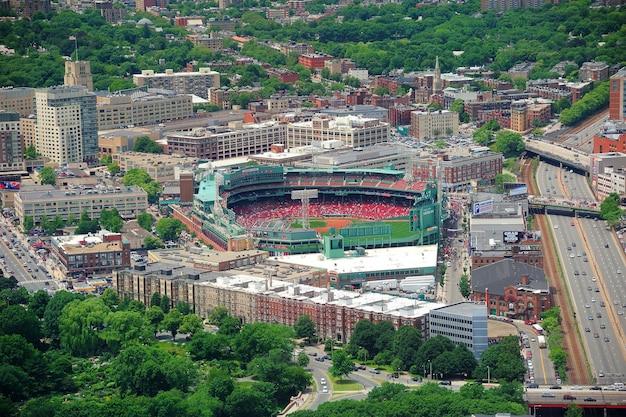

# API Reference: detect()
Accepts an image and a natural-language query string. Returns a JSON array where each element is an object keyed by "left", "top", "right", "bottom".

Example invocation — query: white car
[{"left": 322, "top": 387, "right": 329, "bottom": 393}]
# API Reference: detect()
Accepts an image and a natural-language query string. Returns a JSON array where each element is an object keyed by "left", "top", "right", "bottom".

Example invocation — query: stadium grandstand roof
[{"left": 274, "top": 245, "right": 438, "bottom": 275}]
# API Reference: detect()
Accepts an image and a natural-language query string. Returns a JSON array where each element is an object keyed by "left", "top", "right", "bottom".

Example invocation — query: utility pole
[{"left": 487, "top": 366, "right": 491, "bottom": 384}]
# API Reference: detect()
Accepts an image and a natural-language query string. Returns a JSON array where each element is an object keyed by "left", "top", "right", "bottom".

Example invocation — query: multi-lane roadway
[
  {"left": 0, "top": 218, "right": 57, "bottom": 292},
  {"left": 537, "top": 162, "right": 626, "bottom": 384}
]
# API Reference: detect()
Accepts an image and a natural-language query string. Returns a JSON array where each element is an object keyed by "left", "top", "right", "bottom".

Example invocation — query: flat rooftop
[
  {"left": 17, "top": 186, "right": 145, "bottom": 201},
  {"left": 53, "top": 231, "right": 126, "bottom": 254},
  {"left": 148, "top": 247, "right": 267, "bottom": 267},
  {"left": 273, "top": 245, "right": 438, "bottom": 274},
  {"left": 432, "top": 301, "right": 487, "bottom": 317}
]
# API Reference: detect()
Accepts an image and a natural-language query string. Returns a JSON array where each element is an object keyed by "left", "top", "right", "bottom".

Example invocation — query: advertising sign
[{"left": 472, "top": 199, "right": 494, "bottom": 215}]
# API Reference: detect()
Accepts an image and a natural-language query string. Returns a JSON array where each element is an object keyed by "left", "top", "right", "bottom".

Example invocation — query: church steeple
[{"left": 433, "top": 55, "right": 442, "bottom": 93}]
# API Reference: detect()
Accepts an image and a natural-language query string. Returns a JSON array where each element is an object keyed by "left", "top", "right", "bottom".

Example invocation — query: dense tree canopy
[{"left": 600, "top": 192, "right": 623, "bottom": 227}]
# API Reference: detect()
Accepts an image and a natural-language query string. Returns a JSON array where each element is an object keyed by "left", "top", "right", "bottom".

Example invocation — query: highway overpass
[
  {"left": 526, "top": 388, "right": 626, "bottom": 416},
  {"left": 525, "top": 139, "right": 590, "bottom": 173}
]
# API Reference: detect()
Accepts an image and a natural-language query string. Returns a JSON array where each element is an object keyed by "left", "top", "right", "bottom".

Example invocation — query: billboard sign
[
  {"left": 472, "top": 199, "right": 494, "bottom": 215},
  {"left": 503, "top": 231, "right": 525, "bottom": 244},
  {"left": 0, "top": 181, "right": 20, "bottom": 190},
  {"left": 509, "top": 185, "right": 528, "bottom": 196}
]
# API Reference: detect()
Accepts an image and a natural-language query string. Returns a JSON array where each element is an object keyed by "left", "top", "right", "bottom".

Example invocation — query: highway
[{"left": 537, "top": 162, "right": 626, "bottom": 384}]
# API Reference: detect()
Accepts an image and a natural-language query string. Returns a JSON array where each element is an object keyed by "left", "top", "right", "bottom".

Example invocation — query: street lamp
[
  {"left": 487, "top": 366, "right": 491, "bottom": 384},
  {"left": 428, "top": 360, "right": 433, "bottom": 380}
]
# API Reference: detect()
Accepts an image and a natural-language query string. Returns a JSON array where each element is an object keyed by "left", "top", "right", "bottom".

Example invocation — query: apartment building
[
  {"left": 596, "top": 167, "right": 626, "bottom": 200},
  {"left": 133, "top": 68, "right": 220, "bottom": 99},
  {"left": 414, "top": 149, "right": 503, "bottom": 191},
  {"left": 34, "top": 86, "right": 98, "bottom": 164},
  {"left": 50, "top": 230, "right": 131, "bottom": 278},
  {"left": 0, "top": 111, "right": 23, "bottom": 172},
  {"left": 166, "top": 121, "right": 286, "bottom": 160},
  {"left": 15, "top": 186, "right": 148, "bottom": 224},
  {"left": 112, "top": 263, "right": 448, "bottom": 342},
  {"left": 298, "top": 53, "right": 332, "bottom": 70},
  {"left": 287, "top": 116, "right": 390, "bottom": 148},
  {"left": 112, "top": 152, "right": 196, "bottom": 182},
  {"left": 96, "top": 88, "right": 193, "bottom": 130},
  {"left": 0, "top": 87, "right": 35, "bottom": 117},
  {"left": 186, "top": 34, "right": 224, "bottom": 52},
  {"left": 428, "top": 302, "right": 488, "bottom": 358},
  {"left": 410, "top": 110, "right": 459, "bottom": 140},
  {"left": 589, "top": 152, "right": 626, "bottom": 197},
  {"left": 298, "top": 143, "right": 417, "bottom": 171},
  {"left": 480, "top": 0, "right": 553, "bottom": 12},
  {"left": 18, "top": 116, "right": 36, "bottom": 148},
  {"left": 579, "top": 61, "right": 609, "bottom": 82}
]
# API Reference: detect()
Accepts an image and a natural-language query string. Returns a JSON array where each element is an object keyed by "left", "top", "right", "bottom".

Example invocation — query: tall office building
[
  {"left": 609, "top": 67, "right": 626, "bottom": 122},
  {"left": 34, "top": 86, "right": 97, "bottom": 164},
  {"left": 0, "top": 111, "right": 24, "bottom": 173},
  {"left": 0, "top": 87, "right": 35, "bottom": 117},
  {"left": 64, "top": 60, "right": 94, "bottom": 92}
]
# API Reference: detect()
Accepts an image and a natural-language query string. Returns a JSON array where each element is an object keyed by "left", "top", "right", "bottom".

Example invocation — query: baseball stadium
[{"left": 189, "top": 165, "right": 444, "bottom": 256}]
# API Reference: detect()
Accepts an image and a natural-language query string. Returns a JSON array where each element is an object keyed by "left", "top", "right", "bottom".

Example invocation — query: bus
[
  {"left": 537, "top": 335, "right": 547, "bottom": 348},
  {"left": 532, "top": 324, "right": 544, "bottom": 335}
]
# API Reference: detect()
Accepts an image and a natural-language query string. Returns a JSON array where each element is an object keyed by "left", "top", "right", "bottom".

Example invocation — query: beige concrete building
[
  {"left": 287, "top": 116, "right": 390, "bottom": 149},
  {"left": 0, "top": 87, "right": 35, "bottom": 117},
  {"left": 186, "top": 34, "right": 224, "bottom": 51},
  {"left": 112, "top": 152, "right": 196, "bottom": 182},
  {"left": 167, "top": 121, "right": 286, "bottom": 160},
  {"left": 35, "top": 86, "right": 98, "bottom": 164},
  {"left": 64, "top": 60, "right": 94, "bottom": 91},
  {"left": 96, "top": 89, "right": 193, "bottom": 130},
  {"left": 596, "top": 167, "right": 626, "bottom": 199},
  {"left": 133, "top": 68, "right": 220, "bottom": 99},
  {"left": 19, "top": 116, "right": 36, "bottom": 148},
  {"left": 15, "top": 186, "right": 148, "bottom": 224},
  {"left": 410, "top": 110, "right": 459, "bottom": 140},
  {"left": 98, "top": 127, "right": 159, "bottom": 155}
]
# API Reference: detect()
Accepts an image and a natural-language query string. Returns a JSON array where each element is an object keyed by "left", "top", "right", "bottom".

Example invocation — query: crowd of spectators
[{"left": 232, "top": 197, "right": 411, "bottom": 229}]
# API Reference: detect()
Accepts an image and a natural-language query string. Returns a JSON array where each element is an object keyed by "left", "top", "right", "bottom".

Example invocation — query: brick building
[
  {"left": 470, "top": 259, "right": 552, "bottom": 321},
  {"left": 51, "top": 231, "right": 131, "bottom": 278},
  {"left": 266, "top": 68, "right": 299, "bottom": 84},
  {"left": 298, "top": 53, "right": 332, "bottom": 70},
  {"left": 388, "top": 105, "right": 414, "bottom": 126},
  {"left": 579, "top": 61, "right": 609, "bottom": 82},
  {"left": 609, "top": 67, "right": 626, "bottom": 122},
  {"left": 593, "top": 123, "right": 626, "bottom": 154},
  {"left": 113, "top": 263, "right": 447, "bottom": 342}
]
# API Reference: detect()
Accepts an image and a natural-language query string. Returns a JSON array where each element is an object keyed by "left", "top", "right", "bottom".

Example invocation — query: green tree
[
  {"left": 43, "top": 291, "right": 83, "bottom": 340},
  {"left": 474, "top": 336, "right": 526, "bottom": 382},
  {"left": 179, "top": 314, "right": 203, "bottom": 336},
  {"left": 0, "top": 305, "right": 41, "bottom": 345},
  {"left": 207, "top": 306, "right": 229, "bottom": 326},
  {"left": 234, "top": 322, "right": 294, "bottom": 362},
  {"left": 101, "top": 310, "right": 150, "bottom": 352},
  {"left": 111, "top": 344, "right": 197, "bottom": 396},
  {"left": 38, "top": 167, "right": 56, "bottom": 185},
  {"left": 459, "top": 274, "right": 471, "bottom": 298},
  {"left": 99, "top": 208, "right": 123, "bottom": 232},
  {"left": 391, "top": 326, "right": 422, "bottom": 370},
  {"left": 150, "top": 292, "right": 161, "bottom": 307},
  {"left": 144, "top": 235, "right": 164, "bottom": 249},
  {"left": 560, "top": 81, "right": 609, "bottom": 126},
  {"left": 58, "top": 298, "right": 110, "bottom": 356},
  {"left": 176, "top": 301, "right": 191, "bottom": 315},
  {"left": 493, "top": 131, "right": 525, "bottom": 158},
  {"left": 23, "top": 216, "right": 34, "bottom": 233},
  {"left": 225, "top": 386, "right": 275, "bottom": 417},
  {"left": 565, "top": 404, "right": 583, "bottom": 417},
  {"left": 495, "top": 173, "right": 516, "bottom": 193},
  {"left": 330, "top": 349, "right": 354, "bottom": 379},
  {"left": 123, "top": 168, "right": 162, "bottom": 203},
  {"left": 107, "top": 163, "right": 120, "bottom": 175},
  {"left": 189, "top": 332, "right": 231, "bottom": 361},
  {"left": 450, "top": 99, "right": 469, "bottom": 123},
  {"left": 155, "top": 217, "right": 185, "bottom": 241},
  {"left": 101, "top": 288, "right": 120, "bottom": 309},
  {"left": 75, "top": 211, "right": 100, "bottom": 234},
  {"left": 24, "top": 145, "right": 39, "bottom": 160},
  {"left": 28, "top": 290, "right": 50, "bottom": 319},
  {"left": 297, "top": 351, "right": 310, "bottom": 367},
  {"left": 133, "top": 136, "right": 163, "bottom": 154},
  {"left": 160, "top": 294, "right": 170, "bottom": 313},
  {"left": 137, "top": 212, "right": 154, "bottom": 231},
  {"left": 161, "top": 309, "right": 183, "bottom": 339},
  {"left": 600, "top": 192, "right": 623, "bottom": 227},
  {"left": 217, "top": 315, "right": 241, "bottom": 336},
  {"left": 146, "top": 305, "right": 165, "bottom": 335},
  {"left": 294, "top": 314, "right": 316, "bottom": 344}
]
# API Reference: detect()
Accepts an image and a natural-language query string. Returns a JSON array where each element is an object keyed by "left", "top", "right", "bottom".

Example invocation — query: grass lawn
[
  {"left": 237, "top": 380, "right": 260, "bottom": 389},
  {"left": 155, "top": 340, "right": 187, "bottom": 356},
  {"left": 387, "top": 220, "right": 414, "bottom": 239},
  {"left": 330, "top": 375, "right": 363, "bottom": 392},
  {"left": 291, "top": 219, "right": 327, "bottom": 229}
]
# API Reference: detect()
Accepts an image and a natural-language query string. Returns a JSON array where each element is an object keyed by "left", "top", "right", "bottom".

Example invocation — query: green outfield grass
[{"left": 291, "top": 219, "right": 327, "bottom": 229}]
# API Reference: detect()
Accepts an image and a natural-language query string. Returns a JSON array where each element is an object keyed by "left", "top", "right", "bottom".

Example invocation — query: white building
[
  {"left": 286, "top": 115, "right": 389, "bottom": 149},
  {"left": 15, "top": 186, "right": 148, "bottom": 224},
  {"left": 133, "top": 68, "right": 220, "bottom": 99},
  {"left": 428, "top": 302, "right": 488, "bottom": 358}
]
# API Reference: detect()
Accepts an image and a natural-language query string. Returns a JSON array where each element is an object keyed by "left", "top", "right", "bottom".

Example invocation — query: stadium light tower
[{"left": 291, "top": 189, "right": 318, "bottom": 229}]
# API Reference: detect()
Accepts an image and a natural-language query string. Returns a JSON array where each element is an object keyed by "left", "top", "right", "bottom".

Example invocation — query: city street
[{"left": 0, "top": 218, "right": 58, "bottom": 292}]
